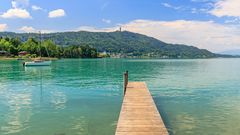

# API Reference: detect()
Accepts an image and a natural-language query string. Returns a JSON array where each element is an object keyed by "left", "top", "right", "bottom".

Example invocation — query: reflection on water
[
  {"left": 1, "top": 59, "right": 240, "bottom": 135},
  {"left": 50, "top": 91, "right": 67, "bottom": 110},
  {"left": 1, "top": 91, "right": 32, "bottom": 134},
  {"left": 24, "top": 66, "right": 52, "bottom": 72},
  {"left": 70, "top": 116, "right": 88, "bottom": 135}
]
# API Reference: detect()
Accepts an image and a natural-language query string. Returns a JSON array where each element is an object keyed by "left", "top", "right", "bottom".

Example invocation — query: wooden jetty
[{"left": 115, "top": 71, "right": 168, "bottom": 135}]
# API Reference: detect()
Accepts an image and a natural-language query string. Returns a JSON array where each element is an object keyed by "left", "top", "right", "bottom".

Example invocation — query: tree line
[{"left": 0, "top": 37, "right": 98, "bottom": 58}]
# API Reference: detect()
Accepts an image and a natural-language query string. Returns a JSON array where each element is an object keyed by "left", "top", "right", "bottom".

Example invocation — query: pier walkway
[{"left": 115, "top": 80, "right": 168, "bottom": 135}]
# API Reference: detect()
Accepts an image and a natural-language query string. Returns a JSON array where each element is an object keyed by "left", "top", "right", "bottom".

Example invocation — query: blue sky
[
  {"left": 0, "top": 0, "right": 221, "bottom": 30},
  {"left": 0, "top": 0, "right": 240, "bottom": 52}
]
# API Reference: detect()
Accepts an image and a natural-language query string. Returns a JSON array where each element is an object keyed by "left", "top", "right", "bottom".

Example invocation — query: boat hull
[{"left": 24, "top": 61, "right": 52, "bottom": 66}]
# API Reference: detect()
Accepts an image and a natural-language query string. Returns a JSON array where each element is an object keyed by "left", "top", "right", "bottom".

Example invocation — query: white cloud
[
  {"left": 32, "top": 5, "right": 43, "bottom": 11},
  {"left": 191, "top": 8, "right": 209, "bottom": 14},
  {"left": 48, "top": 9, "right": 66, "bottom": 18},
  {"left": 161, "top": 3, "right": 182, "bottom": 10},
  {"left": 40, "top": 29, "right": 55, "bottom": 33},
  {"left": 0, "top": 24, "right": 7, "bottom": 31},
  {"left": 18, "top": 26, "right": 55, "bottom": 33},
  {"left": 76, "top": 20, "right": 240, "bottom": 52},
  {"left": 191, "top": 0, "right": 215, "bottom": 2},
  {"left": 102, "top": 19, "right": 111, "bottom": 24},
  {"left": 161, "top": 2, "right": 208, "bottom": 14},
  {"left": 210, "top": 0, "right": 240, "bottom": 17},
  {"left": 19, "top": 26, "right": 36, "bottom": 33},
  {"left": 0, "top": 8, "right": 31, "bottom": 19},
  {"left": 12, "top": 1, "right": 18, "bottom": 8},
  {"left": 0, "top": 0, "right": 31, "bottom": 19},
  {"left": 11, "top": 0, "right": 29, "bottom": 8},
  {"left": 224, "top": 18, "right": 240, "bottom": 24},
  {"left": 76, "top": 26, "right": 118, "bottom": 32}
]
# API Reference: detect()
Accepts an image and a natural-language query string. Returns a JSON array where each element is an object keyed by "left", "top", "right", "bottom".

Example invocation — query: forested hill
[{"left": 0, "top": 31, "right": 221, "bottom": 58}]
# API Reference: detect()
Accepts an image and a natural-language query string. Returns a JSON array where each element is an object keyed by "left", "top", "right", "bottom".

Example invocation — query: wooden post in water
[{"left": 123, "top": 71, "right": 128, "bottom": 95}]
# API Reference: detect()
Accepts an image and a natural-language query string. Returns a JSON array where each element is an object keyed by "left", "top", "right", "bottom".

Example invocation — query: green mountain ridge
[{"left": 0, "top": 31, "right": 230, "bottom": 58}]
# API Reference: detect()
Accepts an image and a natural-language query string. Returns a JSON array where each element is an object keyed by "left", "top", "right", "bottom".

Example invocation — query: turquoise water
[{"left": 0, "top": 59, "right": 240, "bottom": 135}]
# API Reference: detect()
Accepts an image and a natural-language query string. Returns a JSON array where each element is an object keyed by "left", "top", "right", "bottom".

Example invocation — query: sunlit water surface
[{"left": 0, "top": 59, "right": 240, "bottom": 135}]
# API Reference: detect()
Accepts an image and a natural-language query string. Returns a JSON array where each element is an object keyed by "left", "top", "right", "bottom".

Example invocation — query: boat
[
  {"left": 24, "top": 60, "right": 51, "bottom": 66},
  {"left": 23, "top": 31, "right": 52, "bottom": 67},
  {"left": 17, "top": 58, "right": 24, "bottom": 60}
]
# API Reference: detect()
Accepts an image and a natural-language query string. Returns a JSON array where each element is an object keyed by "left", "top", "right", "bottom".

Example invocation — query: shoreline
[
  {"left": 0, "top": 57, "right": 58, "bottom": 61},
  {"left": 0, "top": 56, "right": 240, "bottom": 61}
]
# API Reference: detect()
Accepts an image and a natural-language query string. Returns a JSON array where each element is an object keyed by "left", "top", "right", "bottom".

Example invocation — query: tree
[
  {"left": 43, "top": 40, "right": 60, "bottom": 57},
  {"left": 18, "top": 38, "right": 39, "bottom": 55},
  {"left": 10, "top": 37, "right": 21, "bottom": 48}
]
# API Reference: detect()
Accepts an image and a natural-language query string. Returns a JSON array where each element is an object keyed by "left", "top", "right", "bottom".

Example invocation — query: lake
[{"left": 0, "top": 58, "right": 240, "bottom": 135}]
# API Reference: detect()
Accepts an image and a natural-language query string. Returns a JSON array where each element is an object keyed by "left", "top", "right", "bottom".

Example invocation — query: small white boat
[
  {"left": 23, "top": 31, "right": 52, "bottom": 67},
  {"left": 24, "top": 60, "right": 52, "bottom": 66}
]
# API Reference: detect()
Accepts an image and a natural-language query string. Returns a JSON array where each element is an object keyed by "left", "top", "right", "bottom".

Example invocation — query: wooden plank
[{"left": 115, "top": 82, "right": 168, "bottom": 135}]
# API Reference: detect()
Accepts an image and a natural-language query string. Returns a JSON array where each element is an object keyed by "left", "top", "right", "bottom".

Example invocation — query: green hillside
[{"left": 0, "top": 31, "right": 219, "bottom": 58}]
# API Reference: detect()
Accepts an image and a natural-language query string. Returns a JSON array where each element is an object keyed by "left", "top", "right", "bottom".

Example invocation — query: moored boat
[
  {"left": 23, "top": 31, "right": 52, "bottom": 67},
  {"left": 24, "top": 60, "right": 51, "bottom": 66}
]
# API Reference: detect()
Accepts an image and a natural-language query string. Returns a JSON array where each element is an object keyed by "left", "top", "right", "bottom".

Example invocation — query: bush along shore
[{"left": 0, "top": 37, "right": 101, "bottom": 59}]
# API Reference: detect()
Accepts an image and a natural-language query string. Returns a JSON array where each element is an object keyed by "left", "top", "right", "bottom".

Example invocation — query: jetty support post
[{"left": 123, "top": 70, "right": 128, "bottom": 95}]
